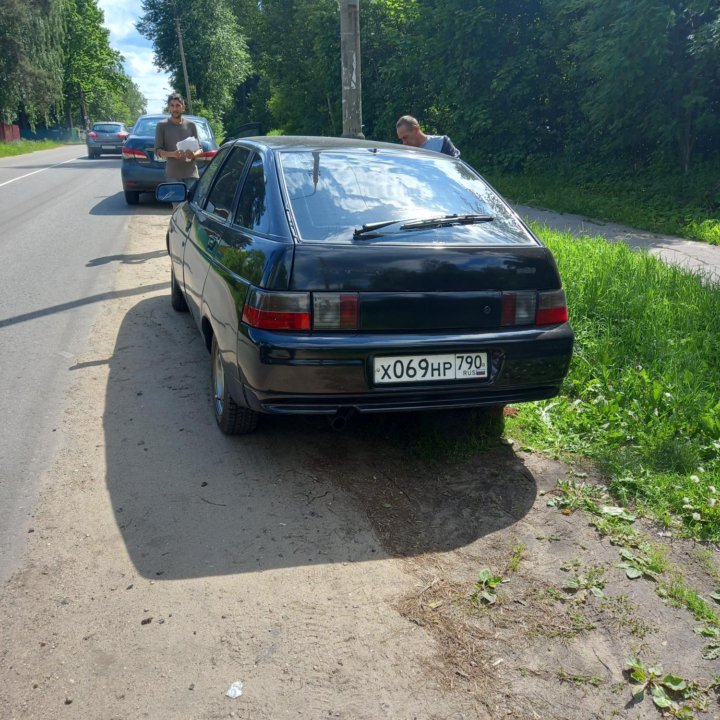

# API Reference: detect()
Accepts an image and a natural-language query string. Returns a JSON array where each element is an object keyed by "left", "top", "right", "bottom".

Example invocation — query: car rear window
[
  {"left": 192, "top": 121, "right": 213, "bottom": 143},
  {"left": 132, "top": 118, "right": 161, "bottom": 136},
  {"left": 279, "top": 150, "right": 534, "bottom": 244},
  {"left": 93, "top": 123, "right": 124, "bottom": 133},
  {"left": 131, "top": 117, "right": 213, "bottom": 142}
]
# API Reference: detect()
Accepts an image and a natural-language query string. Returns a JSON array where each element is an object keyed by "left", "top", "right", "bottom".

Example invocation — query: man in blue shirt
[{"left": 396, "top": 115, "right": 460, "bottom": 158}]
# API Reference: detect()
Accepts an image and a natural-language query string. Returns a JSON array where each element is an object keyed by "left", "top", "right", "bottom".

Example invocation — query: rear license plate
[
  {"left": 102, "top": 145, "right": 115, "bottom": 149},
  {"left": 374, "top": 353, "right": 488, "bottom": 384}
]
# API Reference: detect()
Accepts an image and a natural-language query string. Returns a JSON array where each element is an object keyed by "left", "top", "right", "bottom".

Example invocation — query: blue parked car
[{"left": 121, "top": 113, "right": 218, "bottom": 205}]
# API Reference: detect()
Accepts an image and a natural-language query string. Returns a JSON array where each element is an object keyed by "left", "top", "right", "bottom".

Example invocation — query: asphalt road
[{"left": 0, "top": 145, "right": 166, "bottom": 583}]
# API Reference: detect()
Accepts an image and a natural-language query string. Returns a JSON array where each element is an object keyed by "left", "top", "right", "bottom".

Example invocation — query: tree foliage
[
  {"left": 0, "top": 0, "right": 65, "bottom": 125},
  {"left": 0, "top": 0, "right": 146, "bottom": 129},
  {"left": 138, "top": 0, "right": 251, "bottom": 125},
  {"left": 63, "top": 0, "right": 127, "bottom": 126},
  {"left": 216, "top": 0, "right": 720, "bottom": 173}
]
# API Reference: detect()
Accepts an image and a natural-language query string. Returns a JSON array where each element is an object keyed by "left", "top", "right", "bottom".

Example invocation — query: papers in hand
[{"left": 176, "top": 136, "right": 200, "bottom": 161}]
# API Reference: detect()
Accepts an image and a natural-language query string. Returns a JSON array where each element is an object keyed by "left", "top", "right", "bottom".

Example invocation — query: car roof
[
  {"left": 134, "top": 114, "right": 210, "bottom": 124},
  {"left": 227, "top": 135, "right": 449, "bottom": 157}
]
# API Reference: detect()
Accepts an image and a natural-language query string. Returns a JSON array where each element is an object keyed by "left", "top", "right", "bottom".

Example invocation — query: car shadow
[
  {"left": 86, "top": 250, "right": 167, "bottom": 267},
  {"left": 104, "top": 296, "right": 538, "bottom": 580},
  {"left": 90, "top": 192, "right": 172, "bottom": 216}
]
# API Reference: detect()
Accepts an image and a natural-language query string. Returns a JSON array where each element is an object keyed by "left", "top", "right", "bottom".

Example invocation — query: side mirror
[{"left": 156, "top": 182, "right": 187, "bottom": 204}]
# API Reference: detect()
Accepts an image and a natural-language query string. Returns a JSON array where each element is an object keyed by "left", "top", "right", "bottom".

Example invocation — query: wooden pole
[
  {"left": 175, "top": 15, "right": 193, "bottom": 114},
  {"left": 340, "top": 0, "right": 363, "bottom": 138}
]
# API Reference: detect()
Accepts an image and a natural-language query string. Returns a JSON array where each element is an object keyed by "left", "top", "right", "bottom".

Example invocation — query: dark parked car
[
  {"left": 157, "top": 136, "right": 573, "bottom": 434},
  {"left": 121, "top": 113, "right": 218, "bottom": 205},
  {"left": 86, "top": 121, "right": 128, "bottom": 158}
]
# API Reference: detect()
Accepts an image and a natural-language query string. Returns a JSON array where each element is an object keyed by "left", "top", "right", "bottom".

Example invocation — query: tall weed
[{"left": 508, "top": 228, "right": 720, "bottom": 541}]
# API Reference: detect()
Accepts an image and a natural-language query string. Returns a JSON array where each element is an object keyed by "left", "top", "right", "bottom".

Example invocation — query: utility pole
[
  {"left": 175, "top": 15, "right": 193, "bottom": 113},
  {"left": 340, "top": 0, "right": 363, "bottom": 138}
]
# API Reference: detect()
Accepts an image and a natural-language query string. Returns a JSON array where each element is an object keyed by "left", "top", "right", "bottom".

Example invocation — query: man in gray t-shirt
[
  {"left": 154, "top": 93, "right": 201, "bottom": 180},
  {"left": 395, "top": 114, "right": 461, "bottom": 158}
]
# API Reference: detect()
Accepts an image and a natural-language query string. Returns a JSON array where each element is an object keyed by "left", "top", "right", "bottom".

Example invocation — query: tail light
[
  {"left": 536, "top": 289, "right": 568, "bottom": 325},
  {"left": 200, "top": 149, "right": 218, "bottom": 160},
  {"left": 122, "top": 147, "right": 148, "bottom": 160},
  {"left": 241, "top": 289, "right": 360, "bottom": 331},
  {"left": 87, "top": 131, "right": 97, "bottom": 139},
  {"left": 242, "top": 289, "right": 311, "bottom": 330},
  {"left": 118, "top": 132, "right": 128, "bottom": 139},
  {"left": 501, "top": 289, "right": 568, "bottom": 327}
]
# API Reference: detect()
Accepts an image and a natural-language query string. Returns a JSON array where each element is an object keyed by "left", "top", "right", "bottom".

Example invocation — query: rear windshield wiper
[
  {"left": 353, "top": 219, "right": 406, "bottom": 239},
  {"left": 400, "top": 213, "right": 494, "bottom": 230},
  {"left": 353, "top": 213, "right": 494, "bottom": 239}
]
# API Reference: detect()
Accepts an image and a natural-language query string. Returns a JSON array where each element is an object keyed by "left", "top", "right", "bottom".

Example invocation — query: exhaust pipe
[{"left": 327, "top": 409, "right": 353, "bottom": 432}]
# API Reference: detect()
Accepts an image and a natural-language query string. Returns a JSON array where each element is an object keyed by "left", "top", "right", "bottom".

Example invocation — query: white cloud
[
  {"left": 123, "top": 48, "right": 174, "bottom": 114},
  {"left": 97, "top": 0, "right": 173, "bottom": 114},
  {"left": 98, "top": 0, "right": 141, "bottom": 42}
]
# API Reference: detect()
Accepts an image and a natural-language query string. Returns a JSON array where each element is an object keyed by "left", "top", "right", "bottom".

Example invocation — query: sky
[{"left": 97, "top": 0, "right": 173, "bottom": 114}]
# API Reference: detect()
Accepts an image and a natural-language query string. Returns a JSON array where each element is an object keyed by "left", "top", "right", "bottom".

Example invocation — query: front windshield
[{"left": 279, "top": 149, "right": 533, "bottom": 244}]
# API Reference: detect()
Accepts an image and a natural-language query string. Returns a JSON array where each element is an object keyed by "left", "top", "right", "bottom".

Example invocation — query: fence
[{"left": 0, "top": 123, "right": 20, "bottom": 141}]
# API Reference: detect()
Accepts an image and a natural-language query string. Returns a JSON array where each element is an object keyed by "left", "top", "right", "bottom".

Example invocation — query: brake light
[
  {"left": 122, "top": 146, "right": 148, "bottom": 160},
  {"left": 200, "top": 149, "right": 218, "bottom": 159},
  {"left": 536, "top": 289, "right": 568, "bottom": 325},
  {"left": 313, "top": 293, "right": 358, "bottom": 330},
  {"left": 87, "top": 132, "right": 97, "bottom": 139},
  {"left": 242, "top": 289, "right": 311, "bottom": 330},
  {"left": 118, "top": 132, "right": 128, "bottom": 139}
]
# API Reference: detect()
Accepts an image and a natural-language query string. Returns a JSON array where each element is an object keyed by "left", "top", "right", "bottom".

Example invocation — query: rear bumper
[
  {"left": 121, "top": 163, "right": 165, "bottom": 191},
  {"left": 234, "top": 324, "right": 574, "bottom": 415},
  {"left": 87, "top": 141, "right": 123, "bottom": 153},
  {"left": 121, "top": 163, "right": 209, "bottom": 193}
]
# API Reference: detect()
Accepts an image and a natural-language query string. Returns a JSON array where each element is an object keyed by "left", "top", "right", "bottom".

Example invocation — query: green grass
[
  {"left": 488, "top": 158, "right": 720, "bottom": 245},
  {"left": 0, "top": 139, "right": 67, "bottom": 157},
  {"left": 507, "top": 226, "right": 720, "bottom": 542}
]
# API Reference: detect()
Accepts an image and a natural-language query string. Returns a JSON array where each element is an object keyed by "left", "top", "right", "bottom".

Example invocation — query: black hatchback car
[{"left": 158, "top": 136, "right": 573, "bottom": 434}]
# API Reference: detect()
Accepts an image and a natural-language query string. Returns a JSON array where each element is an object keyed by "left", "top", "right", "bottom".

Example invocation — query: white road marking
[{"left": 0, "top": 157, "right": 79, "bottom": 188}]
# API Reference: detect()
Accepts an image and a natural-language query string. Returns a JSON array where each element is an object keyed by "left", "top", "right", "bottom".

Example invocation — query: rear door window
[
  {"left": 205, "top": 147, "right": 251, "bottom": 221},
  {"left": 192, "top": 146, "right": 232, "bottom": 209},
  {"left": 233, "top": 154, "right": 270, "bottom": 234}
]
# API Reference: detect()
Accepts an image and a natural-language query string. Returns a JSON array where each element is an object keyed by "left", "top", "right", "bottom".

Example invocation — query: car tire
[
  {"left": 124, "top": 190, "right": 140, "bottom": 205},
  {"left": 170, "top": 266, "right": 188, "bottom": 312},
  {"left": 211, "top": 336, "right": 259, "bottom": 435}
]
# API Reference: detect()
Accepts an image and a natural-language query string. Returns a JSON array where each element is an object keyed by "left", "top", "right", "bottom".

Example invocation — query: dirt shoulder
[{"left": 1, "top": 210, "right": 718, "bottom": 720}]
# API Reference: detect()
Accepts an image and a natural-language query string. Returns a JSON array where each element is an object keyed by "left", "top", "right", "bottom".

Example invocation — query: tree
[
  {"left": 62, "top": 0, "right": 128, "bottom": 127},
  {"left": 549, "top": 0, "right": 720, "bottom": 171},
  {"left": 0, "top": 0, "right": 65, "bottom": 126},
  {"left": 138, "top": 0, "right": 251, "bottom": 125}
]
